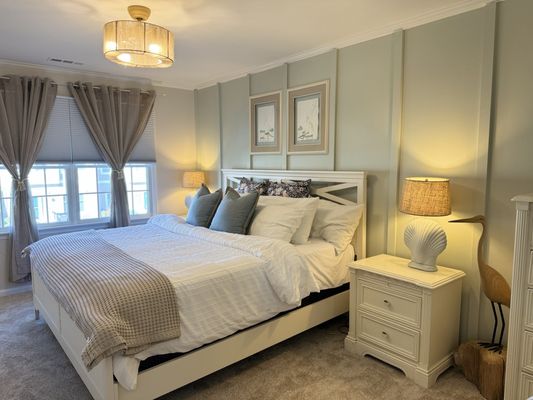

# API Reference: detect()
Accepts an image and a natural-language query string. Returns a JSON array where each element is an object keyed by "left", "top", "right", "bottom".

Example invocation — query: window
[
  {"left": 125, "top": 166, "right": 151, "bottom": 217},
  {"left": 0, "top": 162, "right": 154, "bottom": 232},
  {"left": 29, "top": 166, "right": 69, "bottom": 225},
  {"left": 76, "top": 164, "right": 152, "bottom": 221},
  {"left": 0, "top": 169, "right": 13, "bottom": 229},
  {"left": 77, "top": 165, "right": 112, "bottom": 220}
]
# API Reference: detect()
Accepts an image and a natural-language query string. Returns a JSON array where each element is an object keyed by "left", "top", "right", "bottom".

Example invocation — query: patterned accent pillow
[
  {"left": 237, "top": 178, "right": 269, "bottom": 195},
  {"left": 267, "top": 179, "right": 312, "bottom": 198}
]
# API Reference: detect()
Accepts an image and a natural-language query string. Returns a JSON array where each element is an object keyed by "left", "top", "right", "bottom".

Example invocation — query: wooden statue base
[{"left": 455, "top": 341, "right": 507, "bottom": 400}]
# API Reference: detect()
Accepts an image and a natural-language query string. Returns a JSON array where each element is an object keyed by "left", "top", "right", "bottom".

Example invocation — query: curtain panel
[
  {"left": 68, "top": 82, "right": 155, "bottom": 228},
  {"left": 0, "top": 75, "right": 57, "bottom": 282}
]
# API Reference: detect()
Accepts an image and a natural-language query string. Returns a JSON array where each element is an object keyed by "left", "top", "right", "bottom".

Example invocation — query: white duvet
[{"left": 100, "top": 214, "right": 321, "bottom": 390}]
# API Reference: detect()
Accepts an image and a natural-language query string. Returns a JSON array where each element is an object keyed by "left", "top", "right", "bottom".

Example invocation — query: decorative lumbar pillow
[
  {"left": 249, "top": 205, "right": 306, "bottom": 242},
  {"left": 209, "top": 187, "right": 259, "bottom": 234},
  {"left": 311, "top": 200, "right": 364, "bottom": 254},
  {"left": 257, "top": 196, "right": 319, "bottom": 244},
  {"left": 237, "top": 178, "right": 269, "bottom": 195},
  {"left": 266, "top": 179, "right": 312, "bottom": 198},
  {"left": 186, "top": 184, "right": 222, "bottom": 227}
]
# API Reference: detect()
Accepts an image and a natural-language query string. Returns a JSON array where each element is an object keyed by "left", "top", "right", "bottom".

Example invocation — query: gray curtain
[
  {"left": 0, "top": 76, "right": 57, "bottom": 282},
  {"left": 68, "top": 82, "right": 155, "bottom": 228}
]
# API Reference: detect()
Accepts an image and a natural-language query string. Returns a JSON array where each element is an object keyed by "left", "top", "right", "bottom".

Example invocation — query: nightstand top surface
[{"left": 351, "top": 254, "right": 465, "bottom": 289}]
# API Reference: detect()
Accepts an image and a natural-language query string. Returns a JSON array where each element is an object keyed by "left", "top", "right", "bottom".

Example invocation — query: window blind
[{"left": 37, "top": 96, "right": 156, "bottom": 162}]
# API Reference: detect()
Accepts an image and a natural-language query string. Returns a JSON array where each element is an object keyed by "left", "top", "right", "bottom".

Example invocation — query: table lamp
[
  {"left": 183, "top": 171, "right": 206, "bottom": 189},
  {"left": 399, "top": 177, "right": 451, "bottom": 272},
  {"left": 183, "top": 171, "right": 205, "bottom": 208}
]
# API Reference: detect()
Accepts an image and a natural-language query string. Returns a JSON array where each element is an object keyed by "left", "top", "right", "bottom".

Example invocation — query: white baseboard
[{"left": 0, "top": 283, "right": 31, "bottom": 297}]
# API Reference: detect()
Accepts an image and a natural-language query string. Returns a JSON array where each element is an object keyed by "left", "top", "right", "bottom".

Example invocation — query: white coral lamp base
[{"left": 404, "top": 218, "right": 447, "bottom": 272}]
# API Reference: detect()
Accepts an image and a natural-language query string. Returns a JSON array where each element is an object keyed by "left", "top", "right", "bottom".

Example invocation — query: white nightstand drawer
[
  {"left": 358, "top": 279, "right": 422, "bottom": 328},
  {"left": 357, "top": 270, "right": 422, "bottom": 296},
  {"left": 358, "top": 313, "right": 420, "bottom": 362}
]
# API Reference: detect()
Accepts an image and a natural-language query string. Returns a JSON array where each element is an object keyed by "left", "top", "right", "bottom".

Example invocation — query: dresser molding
[{"left": 504, "top": 196, "right": 533, "bottom": 400}]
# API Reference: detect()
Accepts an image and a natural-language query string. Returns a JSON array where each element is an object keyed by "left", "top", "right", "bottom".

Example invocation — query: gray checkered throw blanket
[{"left": 27, "top": 230, "right": 181, "bottom": 370}]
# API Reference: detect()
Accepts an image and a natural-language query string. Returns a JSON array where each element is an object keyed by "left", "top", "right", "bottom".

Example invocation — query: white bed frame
[{"left": 32, "top": 169, "right": 367, "bottom": 400}]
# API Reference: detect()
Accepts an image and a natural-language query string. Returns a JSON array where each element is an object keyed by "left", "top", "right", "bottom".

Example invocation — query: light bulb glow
[
  {"left": 104, "top": 41, "right": 117, "bottom": 52},
  {"left": 117, "top": 53, "right": 132, "bottom": 63},
  {"left": 148, "top": 43, "right": 161, "bottom": 54}
]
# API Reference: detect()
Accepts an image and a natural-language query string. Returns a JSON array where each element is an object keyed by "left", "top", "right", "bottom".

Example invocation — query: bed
[{"left": 31, "top": 169, "right": 367, "bottom": 400}]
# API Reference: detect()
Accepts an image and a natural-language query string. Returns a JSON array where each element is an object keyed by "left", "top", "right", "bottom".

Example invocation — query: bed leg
[{"left": 34, "top": 309, "right": 40, "bottom": 320}]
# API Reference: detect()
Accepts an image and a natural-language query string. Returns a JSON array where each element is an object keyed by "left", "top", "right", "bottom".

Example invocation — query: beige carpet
[{"left": 0, "top": 292, "right": 484, "bottom": 400}]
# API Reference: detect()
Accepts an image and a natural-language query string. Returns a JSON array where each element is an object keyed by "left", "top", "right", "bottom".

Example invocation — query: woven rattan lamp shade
[
  {"left": 183, "top": 171, "right": 205, "bottom": 188},
  {"left": 400, "top": 177, "right": 451, "bottom": 217}
]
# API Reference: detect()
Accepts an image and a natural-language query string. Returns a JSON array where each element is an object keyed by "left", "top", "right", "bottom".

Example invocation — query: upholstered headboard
[{"left": 221, "top": 169, "right": 367, "bottom": 260}]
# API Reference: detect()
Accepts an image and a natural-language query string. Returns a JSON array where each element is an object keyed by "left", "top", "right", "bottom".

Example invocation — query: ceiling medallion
[{"left": 103, "top": 5, "right": 174, "bottom": 68}]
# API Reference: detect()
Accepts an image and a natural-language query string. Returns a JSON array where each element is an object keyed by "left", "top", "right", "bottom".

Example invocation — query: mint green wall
[
  {"left": 195, "top": 85, "right": 220, "bottom": 188},
  {"left": 396, "top": 7, "right": 490, "bottom": 341},
  {"left": 484, "top": 0, "right": 533, "bottom": 341},
  {"left": 195, "top": 0, "right": 532, "bottom": 341},
  {"left": 336, "top": 35, "right": 395, "bottom": 257}
]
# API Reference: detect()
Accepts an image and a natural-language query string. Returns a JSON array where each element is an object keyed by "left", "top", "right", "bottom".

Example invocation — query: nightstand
[{"left": 344, "top": 254, "right": 465, "bottom": 388}]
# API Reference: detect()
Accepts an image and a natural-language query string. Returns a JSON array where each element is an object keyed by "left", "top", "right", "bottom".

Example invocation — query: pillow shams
[
  {"left": 311, "top": 200, "right": 364, "bottom": 254},
  {"left": 209, "top": 187, "right": 259, "bottom": 234},
  {"left": 249, "top": 205, "right": 306, "bottom": 242},
  {"left": 266, "top": 179, "right": 312, "bottom": 198},
  {"left": 257, "top": 196, "right": 319, "bottom": 244},
  {"left": 186, "top": 184, "right": 222, "bottom": 227},
  {"left": 237, "top": 178, "right": 269, "bottom": 195}
]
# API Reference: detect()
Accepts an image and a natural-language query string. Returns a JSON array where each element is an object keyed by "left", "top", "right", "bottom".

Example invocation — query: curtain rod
[
  {"left": 0, "top": 77, "right": 151, "bottom": 94},
  {"left": 69, "top": 83, "right": 152, "bottom": 94},
  {"left": 0, "top": 76, "right": 57, "bottom": 86}
]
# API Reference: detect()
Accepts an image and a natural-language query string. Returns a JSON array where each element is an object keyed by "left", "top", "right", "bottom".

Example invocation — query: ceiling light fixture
[{"left": 103, "top": 5, "right": 174, "bottom": 68}]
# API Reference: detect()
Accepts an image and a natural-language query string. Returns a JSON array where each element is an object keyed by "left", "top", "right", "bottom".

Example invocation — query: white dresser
[
  {"left": 344, "top": 254, "right": 465, "bottom": 388},
  {"left": 505, "top": 194, "right": 533, "bottom": 400}
]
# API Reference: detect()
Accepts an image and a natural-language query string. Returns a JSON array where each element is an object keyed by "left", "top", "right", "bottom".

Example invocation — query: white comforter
[{"left": 100, "top": 214, "right": 320, "bottom": 390}]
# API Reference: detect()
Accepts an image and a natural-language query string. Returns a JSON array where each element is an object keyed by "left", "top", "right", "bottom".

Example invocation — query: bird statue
[{"left": 449, "top": 215, "right": 511, "bottom": 352}]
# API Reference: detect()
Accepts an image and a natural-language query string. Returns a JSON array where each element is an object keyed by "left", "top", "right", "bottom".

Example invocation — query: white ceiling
[{"left": 0, "top": 0, "right": 486, "bottom": 90}]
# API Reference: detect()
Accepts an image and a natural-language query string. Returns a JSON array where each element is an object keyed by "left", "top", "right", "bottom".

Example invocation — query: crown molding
[
  {"left": 194, "top": 0, "right": 492, "bottom": 90},
  {"left": 0, "top": 0, "right": 497, "bottom": 92}
]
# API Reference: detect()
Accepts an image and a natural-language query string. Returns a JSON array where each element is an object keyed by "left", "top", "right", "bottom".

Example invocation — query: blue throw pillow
[
  {"left": 209, "top": 187, "right": 259, "bottom": 235},
  {"left": 186, "top": 184, "right": 222, "bottom": 227}
]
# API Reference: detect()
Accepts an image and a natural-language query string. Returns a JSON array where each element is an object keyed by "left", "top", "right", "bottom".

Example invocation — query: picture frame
[
  {"left": 288, "top": 80, "right": 329, "bottom": 154},
  {"left": 250, "top": 91, "right": 281, "bottom": 154}
]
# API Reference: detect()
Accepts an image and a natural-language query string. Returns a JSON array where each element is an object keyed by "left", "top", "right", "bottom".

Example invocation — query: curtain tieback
[
  {"left": 113, "top": 169, "right": 125, "bottom": 180},
  {"left": 15, "top": 179, "right": 27, "bottom": 192}
]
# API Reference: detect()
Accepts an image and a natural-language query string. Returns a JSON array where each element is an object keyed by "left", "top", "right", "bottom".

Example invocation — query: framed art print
[
  {"left": 250, "top": 91, "right": 281, "bottom": 154},
  {"left": 288, "top": 81, "right": 329, "bottom": 154}
]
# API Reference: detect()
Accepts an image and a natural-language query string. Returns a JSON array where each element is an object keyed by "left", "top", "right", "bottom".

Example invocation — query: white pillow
[
  {"left": 311, "top": 200, "right": 364, "bottom": 254},
  {"left": 249, "top": 205, "right": 306, "bottom": 242},
  {"left": 257, "top": 196, "right": 319, "bottom": 244}
]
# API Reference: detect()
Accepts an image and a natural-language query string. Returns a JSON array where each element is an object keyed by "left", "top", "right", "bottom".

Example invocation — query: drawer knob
[
  {"left": 381, "top": 331, "right": 389, "bottom": 337},
  {"left": 383, "top": 299, "right": 390, "bottom": 306}
]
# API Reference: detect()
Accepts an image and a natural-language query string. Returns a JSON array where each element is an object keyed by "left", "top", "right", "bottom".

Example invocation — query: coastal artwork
[
  {"left": 295, "top": 94, "right": 320, "bottom": 144},
  {"left": 250, "top": 92, "right": 281, "bottom": 153},
  {"left": 255, "top": 103, "right": 276, "bottom": 145},
  {"left": 288, "top": 81, "right": 328, "bottom": 154}
]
